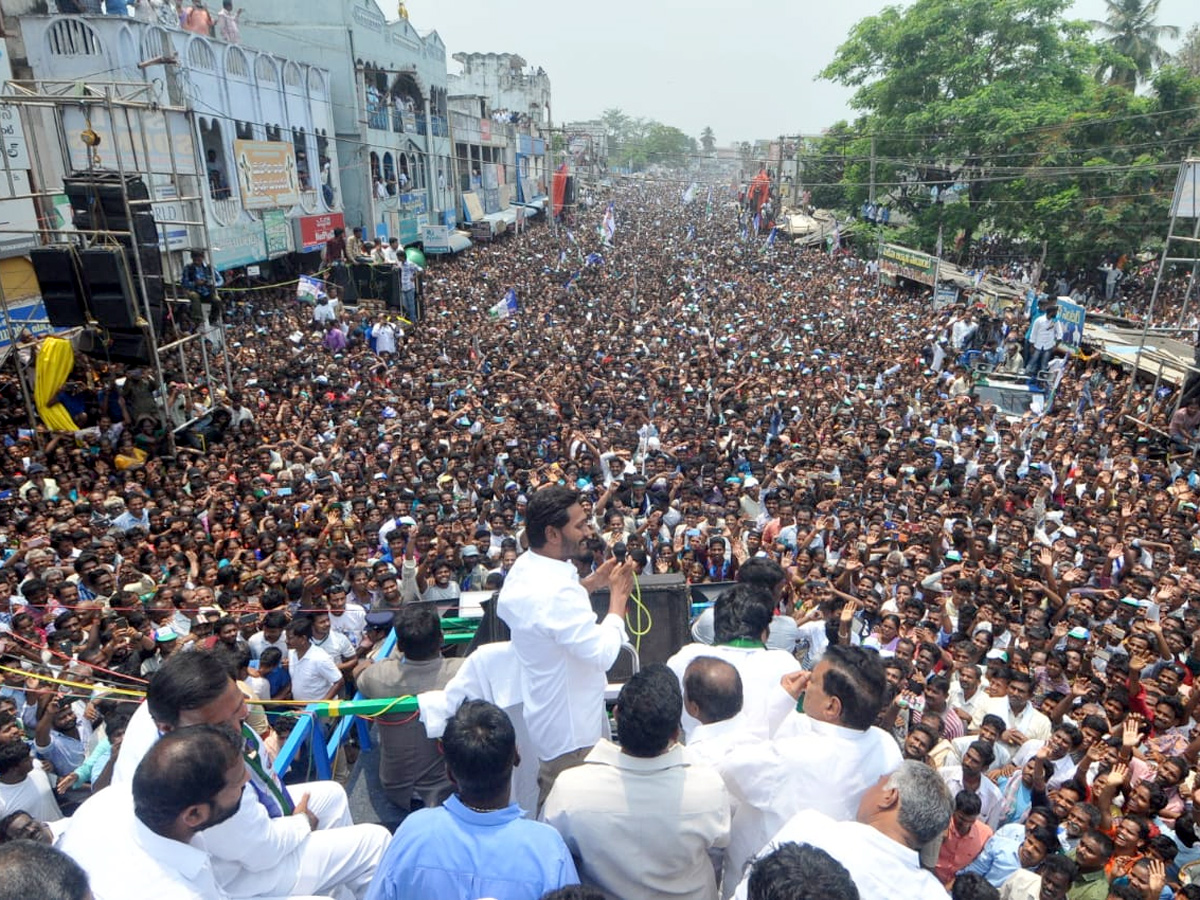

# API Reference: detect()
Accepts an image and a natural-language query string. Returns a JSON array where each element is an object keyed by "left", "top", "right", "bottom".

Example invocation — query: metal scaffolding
[{"left": 0, "top": 78, "right": 234, "bottom": 444}]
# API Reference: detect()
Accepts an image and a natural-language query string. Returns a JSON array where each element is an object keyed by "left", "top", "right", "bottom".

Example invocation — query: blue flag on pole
[{"left": 488, "top": 288, "right": 519, "bottom": 319}]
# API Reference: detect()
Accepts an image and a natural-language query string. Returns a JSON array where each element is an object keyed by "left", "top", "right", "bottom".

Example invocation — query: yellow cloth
[{"left": 33, "top": 336, "right": 78, "bottom": 432}]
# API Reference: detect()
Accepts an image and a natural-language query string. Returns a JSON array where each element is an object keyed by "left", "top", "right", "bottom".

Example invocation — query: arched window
[
  {"left": 383, "top": 153, "right": 396, "bottom": 196},
  {"left": 46, "top": 19, "right": 103, "bottom": 57},
  {"left": 187, "top": 39, "right": 217, "bottom": 72},
  {"left": 254, "top": 55, "right": 279, "bottom": 90},
  {"left": 199, "top": 117, "right": 230, "bottom": 201},
  {"left": 225, "top": 46, "right": 250, "bottom": 80}
]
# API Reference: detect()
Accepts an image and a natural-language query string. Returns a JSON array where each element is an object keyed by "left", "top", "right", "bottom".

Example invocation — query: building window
[
  {"left": 235, "top": 121, "right": 254, "bottom": 141},
  {"left": 199, "top": 117, "right": 230, "bottom": 200},
  {"left": 187, "top": 39, "right": 217, "bottom": 72},
  {"left": 225, "top": 46, "right": 250, "bottom": 79},
  {"left": 46, "top": 19, "right": 103, "bottom": 57},
  {"left": 292, "top": 128, "right": 311, "bottom": 190},
  {"left": 254, "top": 55, "right": 279, "bottom": 90},
  {"left": 370, "top": 151, "right": 384, "bottom": 200},
  {"left": 383, "top": 153, "right": 397, "bottom": 196},
  {"left": 283, "top": 61, "right": 302, "bottom": 89},
  {"left": 265, "top": 124, "right": 282, "bottom": 143}
]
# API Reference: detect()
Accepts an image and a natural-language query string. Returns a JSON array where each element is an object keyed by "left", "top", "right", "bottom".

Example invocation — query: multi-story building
[
  {"left": 11, "top": 11, "right": 345, "bottom": 272},
  {"left": 447, "top": 52, "right": 551, "bottom": 130},
  {"left": 238, "top": 0, "right": 454, "bottom": 246}
]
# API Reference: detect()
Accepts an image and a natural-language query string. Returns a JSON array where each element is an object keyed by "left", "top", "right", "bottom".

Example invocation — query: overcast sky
[{"left": 417, "top": 0, "right": 1197, "bottom": 145}]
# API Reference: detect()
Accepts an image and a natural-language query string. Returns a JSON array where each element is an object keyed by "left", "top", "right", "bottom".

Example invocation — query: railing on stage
[{"left": 270, "top": 618, "right": 482, "bottom": 780}]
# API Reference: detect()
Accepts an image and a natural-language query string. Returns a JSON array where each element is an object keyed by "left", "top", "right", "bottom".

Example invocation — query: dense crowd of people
[{"left": 1, "top": 178, "right": 1200, "bottom": 900}]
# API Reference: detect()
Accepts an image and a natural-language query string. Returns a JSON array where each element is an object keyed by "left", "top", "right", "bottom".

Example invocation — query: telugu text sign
[
  {"left": 880, "top": 243, "right": 938, "bottom": 287},
  {"left": 233, "top": 140, "right": 300, "bottom": 210}
]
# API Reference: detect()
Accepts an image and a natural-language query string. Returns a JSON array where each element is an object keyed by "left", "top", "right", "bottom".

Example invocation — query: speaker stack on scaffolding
[{"left": 29, "top": 172, "right": 165, "bottom": 364}]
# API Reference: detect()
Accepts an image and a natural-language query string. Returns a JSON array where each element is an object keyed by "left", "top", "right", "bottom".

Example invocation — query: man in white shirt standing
[
  {"left": 543, "top": 664, "right": 731, "bottom": 900},
  {"left": 719, "top": 643, "right": 902, "bottom": 885},
  {"left": 732, "top": 761, "right": 952, "bottom": 900},
  {"left": 980, "top": 670, "right": 1052, "bottom": 754},
  {"left": 287, "top": 615, "right": 345, "bottom": 702},
  {"left": 1025, "top": 303, "right": 1061, "bottom": 377},
  {"left": 497, "top": 484, "right": 635, "bottom": 809}
]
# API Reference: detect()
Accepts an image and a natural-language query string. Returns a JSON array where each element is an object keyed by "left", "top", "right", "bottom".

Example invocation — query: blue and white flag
[
  {"left": 767, "top": 226, "right": 777, "bottom": 246},
  {"left": 601, "top": 202, "right": 616, "bottom": 244},
  {"left": 488, "top": 288, "right": 519, "bottom": 319},
  {"left": 682, "top": 182, "right": 696, "bottom": 206},
  {"left": 297, "top": 274, "right": 327, "bottom": 301},
  {"left": 585, "top": 252, "right": 604, "bottom": 267},
  {"left": 687, "top": 225, "right": 695, "bottom": 242}
]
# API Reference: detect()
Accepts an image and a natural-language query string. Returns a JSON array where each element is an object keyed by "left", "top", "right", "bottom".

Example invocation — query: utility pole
[{"left": 868, "top": 135, "right": 876, "bottom": 207}]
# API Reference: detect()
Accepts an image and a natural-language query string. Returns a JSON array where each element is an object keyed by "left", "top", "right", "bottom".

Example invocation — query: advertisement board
[
  {"left": 233, "top": 140, "right": 300, "bottom": 210},
  {"left": 1055, "top": 299, "right": 1087, "bottom": 352},
  {"left": 880, "top": 243, "right": 938, "bottom": 287},
  {"left": 421, "top": 224, "right": 451, "bottom": 253},
  {"left": 211, "top": 220, "right": 268, "bottom": 270},
  {"left": 263, "top": 209, "right": 291, "bottom": 257},
  {"left": 297, "top": 212, "right": 344, "bottom": 252},
  {"left": 150, "top": 182, "right": 191, "bottom": 251}
]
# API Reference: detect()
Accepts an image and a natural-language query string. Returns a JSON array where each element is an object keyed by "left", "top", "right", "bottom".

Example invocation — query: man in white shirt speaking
[{"left": 497, "top": 484, "right": 636, "bottom": 809}]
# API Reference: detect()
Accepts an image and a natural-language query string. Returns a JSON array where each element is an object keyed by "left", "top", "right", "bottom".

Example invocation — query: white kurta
[
  {"left": 719, "top": 713, "right": 903, "bottom": 886},
  {"left": 732, "top": 809, "right": 946, "bottom": 900},
  {"left": 497, "top": 550, "right": 627, "bottom": 761},
  {"left": 543, "top": 740, "right": 731, "bottom": 900},
  {"left": 666, "top": 641, "right": 800, "bottom": 741}
]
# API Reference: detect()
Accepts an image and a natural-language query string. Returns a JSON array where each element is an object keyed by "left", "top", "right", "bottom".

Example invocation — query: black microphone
[{"left": 612, "top": 541, "right": 627, "bottom": 562}]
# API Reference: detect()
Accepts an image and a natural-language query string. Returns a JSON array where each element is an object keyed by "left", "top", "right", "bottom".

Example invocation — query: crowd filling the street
[{"left": 5, "top": 177, "right": 1200, "bottom": 900}]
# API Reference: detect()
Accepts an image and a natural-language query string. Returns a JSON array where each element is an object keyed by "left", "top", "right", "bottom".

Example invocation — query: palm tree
[
  {"left": 700, "top": 126, "right": 715, "bottom": 154},
  {"left": 1090, "top": 0, "right": 1180, "bottom": 89}
]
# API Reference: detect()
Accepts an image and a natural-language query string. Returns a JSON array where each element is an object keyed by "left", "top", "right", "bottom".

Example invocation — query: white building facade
[
  {"left": 16, "top": 13, "right": 345, "bottom": 271},
  {"left": 239, "top": 0, "right": 454, "bottom": 246}
]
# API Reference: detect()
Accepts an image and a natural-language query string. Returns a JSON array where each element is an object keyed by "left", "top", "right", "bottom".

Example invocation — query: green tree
[
  {"left": 700, "top": 126, "right": 716, "bottom": 154},
  {"left": 1090, "top": 0, "right": 1180, "bottom": 89},
  {"left": 820, "top": 0, "right": 1097, "bottom": 258},
  {"left": 1174, "top": 23, "right": 1200, "bottom": 77},
  {"left": 601, "top": 108, "right": 630, "bottom": 143}
]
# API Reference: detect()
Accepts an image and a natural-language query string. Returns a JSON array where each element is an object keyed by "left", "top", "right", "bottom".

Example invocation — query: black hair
[
  {"left": 1105, "top": 885, "right": 1143, "bottom": 900},
  {"left": 737, "top": 557, "right": 787, "bottom": 593},
  {"left": 260, "top": 647, "right": 283, "bottom": 669},
  {"left": 713, "top": 583, "right": 773, "bottom": 644},
  {"left": 0, "top": 741, "right": 30, "bottom": 776},
  {"left": 980, "top": 713, "right": 1007, "bottom": 734},
  {"left": 1038, "top": 853, "right": 1078, "bottom": 885},
  {"left": 954, "top": 790, "right": 982, "bottom": 816},
  {"left": 286, "top": 615, "right": 315, "bottom": 642},
  {"left": 132, "top": 724, "right": 242, "bottom": 834},
  {"left": 525, "top": 485, "right": 579, "bottom": 549},
  {"left": 261, "top": 610, "right": 288, "bottom": 630},
  {"left": 441, "top": 700, "right": 516, "bottom": 799},
  {"left": 615, "top": 663, "right": 682, "bottom": 758},
  {"left": 950, "top": 872, "right": 1000, "bottom": 900},
  {"left": 747, "top": 841, "right": 860, "bottom": 900},
  {"left": 0, "top": 841, "right": 90, "bottom": 900},
  {"left": 395, "top": 603, "right": 442, "bottom": 660},
  {"left": 538, "top": 888, "right": 609, "bottom": 900},
  {"left": 820, "top": 644, "right": 888, "bottom": 730},
  {"left": 683, "top": 656, "right": 744, "bottom": 724},
  {"left": 145, "top": 651, "right": 235, "bottom": 728}
]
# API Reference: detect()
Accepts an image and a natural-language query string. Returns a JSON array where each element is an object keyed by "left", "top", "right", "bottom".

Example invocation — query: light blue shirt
[
  {"left": 364, "top": 795, "right": 578, "bottom": 900},
  {"left": 959, "top": 822, "right": 1027, "bottom": 887}
]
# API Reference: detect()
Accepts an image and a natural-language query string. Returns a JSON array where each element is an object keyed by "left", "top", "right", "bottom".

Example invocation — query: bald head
[{"left": 684, "top": 656, "right": 744, "bottom": 725}]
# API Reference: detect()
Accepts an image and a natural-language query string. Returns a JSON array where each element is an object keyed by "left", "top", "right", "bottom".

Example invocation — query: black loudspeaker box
[
  {"left": 30, "top": 247, "right": 88, "bottom": 327},
  {"left": 80, "top": 246, "right": 138, "bottom": 329},
  {"left": 589, "top": 573, "right": 691, "bottom": 681}
]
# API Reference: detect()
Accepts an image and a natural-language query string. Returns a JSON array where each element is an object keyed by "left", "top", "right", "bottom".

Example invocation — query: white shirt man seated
[
  {"left": 112, "top": 651, "right": 388, "bottom": 900},
  {"left": 62, "top": 723, "right": 318, "bottom": 900},
  {"left": 733, "top": 760, "right": 953, "bottom": 900},
  {"left": 719, "top": 644, "right": 903, "bottom": 889}
]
